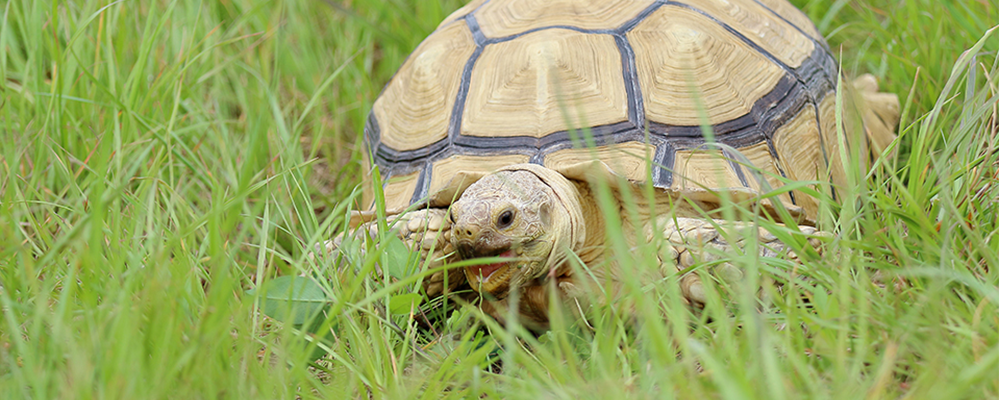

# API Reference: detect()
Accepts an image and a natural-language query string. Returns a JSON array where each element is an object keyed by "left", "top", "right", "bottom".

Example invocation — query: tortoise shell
[{"left": 364, "top": 0, "right": 846, "bottom": 220}]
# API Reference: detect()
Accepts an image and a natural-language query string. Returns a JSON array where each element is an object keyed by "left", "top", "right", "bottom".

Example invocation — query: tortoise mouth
[
  {"left": 465, "top": 249, "right": 518, "bottom": 296},
  {"left": 466, "top": 249, "right": 515, "bottom": 282}
]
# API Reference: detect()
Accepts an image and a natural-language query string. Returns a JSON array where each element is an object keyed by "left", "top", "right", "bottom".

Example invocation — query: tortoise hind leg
[
  {"left": 853, "top": 74, "right": 900, "bottom": 156},
  {"left": 656, "top": 217, "right": 827, "bottom": 306},
  {"left": 322, "top": 208, "right": 465, "bottom": 298}
]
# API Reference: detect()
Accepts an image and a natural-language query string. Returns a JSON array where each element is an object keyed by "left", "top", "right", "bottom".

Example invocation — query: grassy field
[{"left": 2, "top": 0, "right": 998, "bottom": 398}]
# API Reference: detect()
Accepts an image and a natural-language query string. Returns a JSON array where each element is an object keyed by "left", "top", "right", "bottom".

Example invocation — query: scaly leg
[
  {"left": 656, "top": 217, "right": 828, "bottom": 306},
  {"left": 321, "top": 208, "right": 464, "bottom": 297}
]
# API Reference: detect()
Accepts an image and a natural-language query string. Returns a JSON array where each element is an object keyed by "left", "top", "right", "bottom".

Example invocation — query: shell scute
[
  {"left": 627, "top": 5, "right": 785, "bottom": 126},
  {"left": 475, "top": 0, "right": 658, "bottom": 37},
  {"left": 372, "top": 21, "right": 476, "bottom": 152},
  {"left": 463, "top": 29, "right": 629, "bottom": 139}
]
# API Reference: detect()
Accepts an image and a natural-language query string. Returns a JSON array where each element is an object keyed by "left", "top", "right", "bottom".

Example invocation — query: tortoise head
[{"left": 449, "top": 164, "right": 586, "bottom": 299}]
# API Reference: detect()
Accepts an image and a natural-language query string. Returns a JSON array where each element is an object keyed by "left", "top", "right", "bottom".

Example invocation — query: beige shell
[{"left": 364, "top": 0, "right": 852, "bottom": 221}]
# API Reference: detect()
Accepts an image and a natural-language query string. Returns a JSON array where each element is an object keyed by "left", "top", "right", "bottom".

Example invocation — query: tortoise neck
[{"left": 571, "top": 181, "right": 606, "bottom": 266}]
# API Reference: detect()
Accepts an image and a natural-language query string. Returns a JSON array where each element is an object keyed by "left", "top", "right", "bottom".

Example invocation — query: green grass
[{"left": 1, "top": 0, "right": 997, "bottom": 398}]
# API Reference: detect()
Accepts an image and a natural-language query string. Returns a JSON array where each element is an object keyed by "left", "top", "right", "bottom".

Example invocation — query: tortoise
[{"left": 332, "top": 0, "right": 900, "bottom": 330}]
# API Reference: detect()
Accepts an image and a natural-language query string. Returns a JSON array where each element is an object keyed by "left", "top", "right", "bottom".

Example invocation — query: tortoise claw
[
  {"left": 322, "top": 209, "right": 463, "bottom": 298},
  {"left": 661, "top": 217, "right": 828, "bottom": 306}
]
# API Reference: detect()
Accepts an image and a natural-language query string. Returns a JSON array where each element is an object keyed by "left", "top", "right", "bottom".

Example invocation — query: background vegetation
[{"left": 1, "top": 0, "right": 997, "bottom": 398}]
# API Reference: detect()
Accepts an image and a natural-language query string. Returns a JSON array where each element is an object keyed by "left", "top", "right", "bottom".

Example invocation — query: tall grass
[{"left": 1, "top": 0, "right": 996, "bottom": 398}]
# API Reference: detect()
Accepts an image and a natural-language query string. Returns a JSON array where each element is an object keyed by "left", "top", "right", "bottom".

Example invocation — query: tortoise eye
[{"left": 497, "top": 209, "right": 514, "bottom": 228}]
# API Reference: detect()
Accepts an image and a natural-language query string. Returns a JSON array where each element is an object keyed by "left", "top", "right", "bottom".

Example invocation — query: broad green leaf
[
  {"left": 388, "top": 293, "right": 422, "bottom": 315},
  {"left": 382, "top": 235, "right": 417, "bottom": 280},
  {"left": 252, "top": 276, "right": 330, "bottom": 326}
]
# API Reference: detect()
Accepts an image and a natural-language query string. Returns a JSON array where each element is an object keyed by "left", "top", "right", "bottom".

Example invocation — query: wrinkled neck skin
[{"left": 521, "top": 165, "right": 594, "bottom": 281}]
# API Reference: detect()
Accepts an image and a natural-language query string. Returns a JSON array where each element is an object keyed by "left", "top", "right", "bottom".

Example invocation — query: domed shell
[{"left": 364, "top": 0, "right": 842, "bottom": 220}]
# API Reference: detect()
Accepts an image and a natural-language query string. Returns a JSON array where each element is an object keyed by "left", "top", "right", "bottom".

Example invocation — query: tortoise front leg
[
  {"left": 655, "top": 217, "right": 827, "bottom": 306},
  {"left": 322, "top": 208, "right": 465, "bottom": 298}
]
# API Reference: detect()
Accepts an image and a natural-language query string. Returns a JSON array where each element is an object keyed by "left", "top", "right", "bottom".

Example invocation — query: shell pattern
[{"left": 365, "top": 0, "right": 841, "bottom": 219}]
